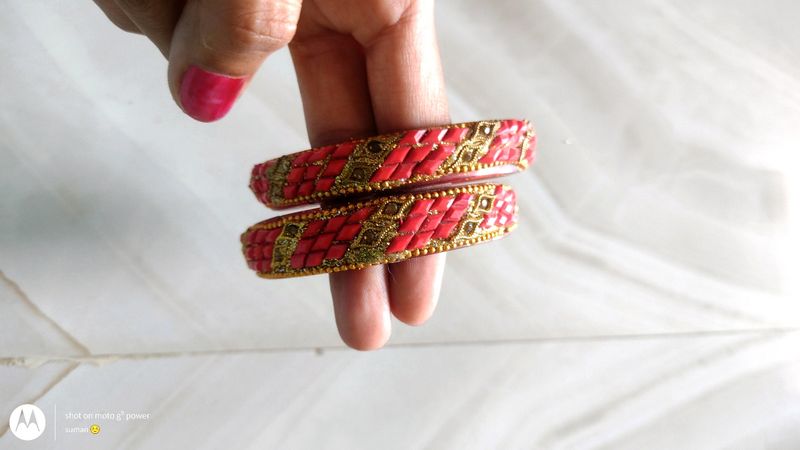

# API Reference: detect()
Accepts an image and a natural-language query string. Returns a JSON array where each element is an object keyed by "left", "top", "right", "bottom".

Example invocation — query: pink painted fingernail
[{"left": 179, "top": 65, "right": 247, "bottom": 122}]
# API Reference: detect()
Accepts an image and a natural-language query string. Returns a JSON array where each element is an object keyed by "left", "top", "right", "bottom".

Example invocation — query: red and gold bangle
[
  {"left": 241, "top": 119, "right": 536, "bottom": 278},
  {"left": 249, "top": 119, "right": 535, "bottom": 209}
]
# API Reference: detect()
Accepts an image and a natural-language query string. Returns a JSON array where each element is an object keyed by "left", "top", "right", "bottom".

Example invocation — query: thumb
[{"left": 168, "top": 0, "right": 302, "bottom": 122}]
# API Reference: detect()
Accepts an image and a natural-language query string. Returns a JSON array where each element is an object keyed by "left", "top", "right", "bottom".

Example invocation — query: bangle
[
  {"left": 249, "top": 119, "right": 534, "bottom": 209},
  {"left": 241, "top": 119, "right": 535, "bottom": 278},
  {"left": 242, "top": 184, "right": 517, "bottom": 278}
]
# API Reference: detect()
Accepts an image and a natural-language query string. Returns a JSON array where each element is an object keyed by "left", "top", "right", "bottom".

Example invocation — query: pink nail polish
[{"left": 179, "top": 65, "right": 247, "bottom": 122}]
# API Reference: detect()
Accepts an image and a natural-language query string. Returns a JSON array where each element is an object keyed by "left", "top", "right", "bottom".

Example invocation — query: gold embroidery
[
  {"left": 270, "top": 221, "right": 306, "bottom": 274},
  {"left": 439, "top": 121, "right": 498, "bottom": 173}
]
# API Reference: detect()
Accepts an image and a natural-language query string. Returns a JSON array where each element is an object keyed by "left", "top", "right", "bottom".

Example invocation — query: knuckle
[
  {"left": 227, "top": 6, "right": 299, "bottom": 52},
  {"left": 372, "top": 0, "right": 409, "bottom": 25},
  {"left": 356, "top": 0, "right": 419, "bottom": 47}
]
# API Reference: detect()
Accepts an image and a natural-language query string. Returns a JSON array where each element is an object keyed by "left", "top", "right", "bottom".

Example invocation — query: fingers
[
  {"left": 98, "top": 0, "right": 301, "bottom": 122},
  {"left": 168, "top": 0, "right": 302, "bottom": 121},
  {"left": 360, "top": 0, "right": 449, "bottom": 325},
  {"left": 289, "top": 26, "right": 375, "bottom": 145},
  {"left": 289, "top": 22, "right": 390, "bottom": 350},
  {"left": 387, "top": 253, "right": 446, "bottom": 325},
  {"left": 362, "top": 0, "right": 448, "bottom": 131},
  {"left": 329, "top": 266, "right": 391, "bottom": 350}
]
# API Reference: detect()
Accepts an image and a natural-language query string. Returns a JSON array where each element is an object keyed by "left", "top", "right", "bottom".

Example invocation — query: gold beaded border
[
  {"left": 251, "top": 120, "right": 535, "bottom": 209},
  {"left": 241, "top": 183, "right": 517, "bottom": 279}
]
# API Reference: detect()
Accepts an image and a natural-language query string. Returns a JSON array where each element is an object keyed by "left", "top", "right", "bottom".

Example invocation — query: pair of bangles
[{"left": 241, "top": 119, "right": 536, "bottom": 278}]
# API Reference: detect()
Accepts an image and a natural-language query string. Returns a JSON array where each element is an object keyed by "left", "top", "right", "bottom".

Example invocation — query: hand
[{"left": 94, "top": 0, "right": 448, "bottom": 350}]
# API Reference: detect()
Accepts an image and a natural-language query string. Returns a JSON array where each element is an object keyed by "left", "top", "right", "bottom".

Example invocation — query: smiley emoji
[{"left": 89, "top": 424, "right": 101, "bottom": 435}]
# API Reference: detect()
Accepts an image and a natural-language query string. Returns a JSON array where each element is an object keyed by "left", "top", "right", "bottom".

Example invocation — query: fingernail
[{"left": 179, "top": 65, "right": 247, "bottom": 122}]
